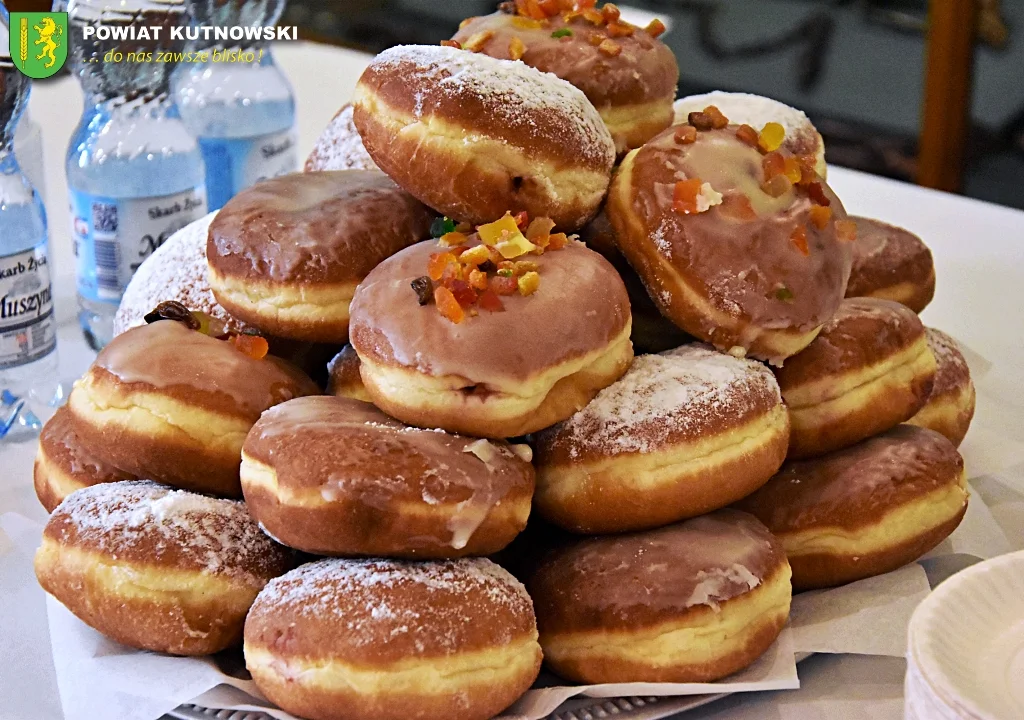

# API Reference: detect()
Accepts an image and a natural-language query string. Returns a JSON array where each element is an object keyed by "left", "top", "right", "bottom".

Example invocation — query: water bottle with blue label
[
  {"left": 66, "top": 0, "right": 208, "bottom": 350},
  {"left": 0, "top": 8, "right": 58, "bottom": 441},
  {"left": 173, "top": 0, "right": 297, "bottom": 211}
]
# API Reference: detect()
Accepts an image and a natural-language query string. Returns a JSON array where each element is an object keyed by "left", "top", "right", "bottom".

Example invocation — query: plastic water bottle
[
  {"left": 0, "top": 10, "right": 58, "bottom": 441},
  {"left": 173, "top": 0, "right": 297, "bottom": 211},
  {"left": 66, "top": 0, "right": 208, "bottom": 350}
]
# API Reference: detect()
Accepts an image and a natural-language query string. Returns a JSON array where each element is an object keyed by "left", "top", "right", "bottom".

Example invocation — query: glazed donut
[
  {"left": 352, "top": 44, "right": 615, "bottom": 231},
  {"left": 348, "top": 228, "right": 633, "bottom": 438},
  {"left": 673, "top": 91, "right": 827, "bottom": 177},
  {"left": 34, "top": 406, "right": 135, "bottom": 513},
  {"left": 207, "top": 170, "right": 434, "bottom": 343},
  {"left": 528, "top": 509, "right": 791, "bottom": 683},
  {"left": 113, "top": 211, "right": 252, "bottom": 337},
  {"left": 326, "top": 344, "right": 370, "bottom": 401},
  {"left": 846, "top": 216, "right": 936, "bottom": 313},
  {"left": 734, "top": 425, "right": 967, "bottom": 590},
  {"left": 304, "top": 104, "right": 378, "bottom": 172},
  {"left": 452, "top": 5, "right": 678, "bottom": 154},
  {"left": 35, "top": 480, "right": 295, "bottom": 655},
  {"left": 244, "top": 558, "right": 542, "bottom": 720},
  {"left": 607, "top": 114, "right": 853, "bottom": 364},
  {"left": 775, "top": 297, "right": 936, "bottom": 459},
  {"left": 907, "top": 328, "right": 976, "bottom": 447},
  {"left": 579, "top": 209, "right": 692, "bottom": 353},
  {"left": 67, "top": 320, "right": 319, "bottom": 497},
  {"left": 534, "top": 344, "right": 789, "bottom": 533},
  {"left": 240, "top": 395, "right": 535, "bottom": 557}
]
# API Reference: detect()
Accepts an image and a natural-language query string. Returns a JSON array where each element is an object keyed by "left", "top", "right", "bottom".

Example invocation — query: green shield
[{"left": 10, "top": 12, "right": 68, "bottom": 79}]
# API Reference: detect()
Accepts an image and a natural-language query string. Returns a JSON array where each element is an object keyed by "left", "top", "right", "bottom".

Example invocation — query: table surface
[{"left": 2, "top": 40, "right": 1024, "bottom": 720}]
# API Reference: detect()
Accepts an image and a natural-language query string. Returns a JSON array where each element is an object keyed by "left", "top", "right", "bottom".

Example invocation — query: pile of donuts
[{"left": 33, "top": 3, "right": 978, "bottom": 720}]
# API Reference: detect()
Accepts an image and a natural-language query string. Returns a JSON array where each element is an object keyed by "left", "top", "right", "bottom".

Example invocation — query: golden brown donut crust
[
  {"left": 34, "top": 406, "right": 135, "bottom": 513},
  {"left": 734, "top": 425, "right": 967, "bottom": 589},
  {"left": 607, "top": 125, "right": 852, "bottom": 364},
  {"left": 240, "top": 396, "right": 535, "bottom": 557},
  {"left": 534, "top": 344, "right": 788, "bottom": 532},
  {"left": 453, "top": 11, "right": 678, "bottom": 151},
  {"left": 67, "top": 321, "right": 319, "bottom": 497},
  {"left": 528, "top": 510, "right": 791, "bottom": 683},
  {"left": 35, "top": 481, "right": 295, "bottom": 655},
  {"left": 775, "top": 297, "right": 935, "bottom": 458},
  {"left": 245, "top": 558, "right": 541, "bottom": 720},
  {"left": 907, "top": 328, "right": 976, "bottom": 446},
  {"left": 353, "top": 44, "right": 615, "bottom": 230},
  {"left": 847, "top": 216, "right": 935, "bottom": 313}
]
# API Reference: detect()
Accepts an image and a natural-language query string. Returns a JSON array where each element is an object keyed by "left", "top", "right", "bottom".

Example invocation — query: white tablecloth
[{"left": 2, "top": 40, "right": 1024, "bottom": 720}]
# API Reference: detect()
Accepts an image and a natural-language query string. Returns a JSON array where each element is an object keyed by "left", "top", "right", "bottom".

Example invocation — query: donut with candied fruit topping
[
  {"left": 528, "top": 509, "right": 792, "bottom": 683},
  {"left": 352, "top": 44, "right": 615, "bottom": 231},
  {"left": 673, "top": 91, "right": 827, "bottom": 177},
  {"left": 34, "top": 481, "right": 295, "bottom": 655},
  {"left": 906, "top": 328, "right": 976, "bottom": 447},
  {"left": 67, "top": 320, "right": 319, "bottom": 498},
  {"left": 240, "top": 396, "right": 535, "bottom": 558},
  {"left": 734, "top": 425, "right": 967, "bottom": 590},
  {"left": 775, "top": 298, "right": 935, "bottom": 459},
  {"left": 534, "top": 344, "right": 789, "bottom": 533},
  {"left": 452, "top": 4, "right": 678, "bottom": 154},
  {"left": 207, "top": 170, "right": 434, "bottom": 343},
  {"left": 846, "top": 216, "right": 936, "bottom": 313},
  {"left": 606, "top": 111, "right": 854, "bottom": 364},
  {"left": 33, "top": 406, "right": 136, "bottom": 513},
  {"left": 244, "top": 557, "right": 542, "bottom": 720},
  {"left": 348, "top": 215, "right": 633, "bottom": 438}
]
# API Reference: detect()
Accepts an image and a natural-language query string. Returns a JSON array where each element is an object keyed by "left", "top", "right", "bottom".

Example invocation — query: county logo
[{"left": 10, "top": 12, "right": 68, "bottom": 79}]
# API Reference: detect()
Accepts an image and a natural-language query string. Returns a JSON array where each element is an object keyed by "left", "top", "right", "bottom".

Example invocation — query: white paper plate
[{"left": 907, "top": 550, "right": 1024, "bottom": 719}]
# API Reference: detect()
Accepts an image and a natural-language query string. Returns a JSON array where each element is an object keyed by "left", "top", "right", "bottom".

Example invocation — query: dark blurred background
[{"left": 11, "top": 0, "right": 1023, "bottom": 209}]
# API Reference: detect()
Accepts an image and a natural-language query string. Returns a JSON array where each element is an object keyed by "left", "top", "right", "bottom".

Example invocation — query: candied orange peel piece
[
  {"left": 836, "top": 219, "right": 858, "bottom": 243},
  {"left": 508, "top": 36, "right": 527, "bottom": 60},
  {"left": 598, "top": 38, "right": 621, "bottom": 56},
  {"left": 440, "top": 39, "right": 462, "bottom": 49},
  {"left": 435, "top": 286, "right": 465, "bottom": 323},
  {"left": 758, "top": 122, "right": 785, "bottom": 153},
  {"left": 231, "top": 333, "right": 269, "bottom": 360},
  {"left": 674, "top": 125, "right": 697, "bottom": 144},
  {"left": 790, "top": 225, "right": 809, "bottom": 256},
  {"left": 645, "top": 18, "right": 666, "bottom": 37},
  {"left": 809, "top": 205, "right": 832, "bottom": 229},
  {"left": 463, "top": 30, "right": 495, "bottom": 51},
  {"left": 518, "top": 271, "right": 541, "bottom": 295},
  {"left": 673, "top": 178, "right": 703, "bottom": 214},
  {"left": 428, "top": 251, "right": 458, "bottom": 280},
  {"left": 478, "top": 212, "right": 538, "bottom": 258},
  {"left": 736, "top": 124, "right": 759, "bottom": 147}
]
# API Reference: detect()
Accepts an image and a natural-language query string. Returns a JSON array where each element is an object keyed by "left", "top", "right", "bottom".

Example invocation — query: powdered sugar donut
[
  {"left": 305, "top": 104, "right": 378, "bottom": 172},
  {"left": 673, "top": 91, "right": 827, "bottom": 176},
  {"left": 528, "top": 509, "right": 791, "bottom": 683},
  {"left": 113, "top": 211, "right": 251, "bottom": 337},
  {"left": 34, "top": 481, "right": 295, "bottom": 655},
  {"left": 244, "top": 557, "right": 542, "bottom": 720},
  {"left": 907, "top": 328, "right": 976, "bottom": 446},
  {"left": 353, "top": 44, "right": 615, "bottom": 230},
  {"left": 534, "top": 344, "right": 789, "bottom": 533}
]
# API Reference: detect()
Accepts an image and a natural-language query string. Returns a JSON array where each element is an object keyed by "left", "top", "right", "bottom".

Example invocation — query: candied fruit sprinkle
[
  {"left": 761, "top": 174, "right": 793, "bottom": 198},
  {"left": 688, "top": 111, "right": 714, "bottom": 131},
  {"left": 515, "top": 0, "right": 547, "bottom": 20},
  {"left": 736, "top": 124, "right": 759, "bottom": 147},
  {"left": 607, "top": 21, "right": 634, "bottom": 37},
  {"left": 428, "top": 252, "right": 458, "bottom": 281},
  {"left": 459, "top": 245, "right": 491, "bottom": 266},
  {"left": 806, "top": 181, "right": 831, "bottom": 206},
  {"left": 547, "top": 232, "right": 568, "bottom": 250},
  {"left": 809, "top": 205, "right": 832, "bottom": 229},
  {"left": 463, "top": 30, "right": 495, "bottom": 51},
  {"left": 645, "top": 18, "right": 666, "bottom": 37},
  {"left": 430, "top": 216, "right": 457, "bottom": 238},
  {"left": 441, "top": 260, "right": 465, "bottom": 283},
  {"left": 512, "top": 15, "right": 543, "bottom": 29},
  {"left": 703, "top": 105, "right": 729, "bottom": 129},
  {"left": 411, "top": 276, "right": 434, "bottom": 305},
  {"left": 790, "top": 225, "right": 809, "bottom": 256},
  {"left": 231, "top": 333, "right": 269, "bottom": 359},
  {"left": 598, "top": 38, "right": 622, "bottom": 56},
  {"left": 602, "top": 3, "right": 620, "bottom": 22},
  {"left": 468, "top": 269, "right": 489, "bottom": 290},
  {"left": 775, "top": 284, "right": 794, "bottom": 302},
  {"left": 478, "top": 289, "right": 505, "bottom": 312},
  {"left": 674, "top": 125, "right": 697, "bottom": 144},
  {"left": 588, "top": 33, "right": 604, "bottom": 45},
  {"left": 758, "top": 122, "right": 785, "bottom": 152},
  {"left": 438, "top": 231, "right": 469, "bottom": 247},
  {"left": 491, "top": 274, "right": 519, "bottom": 295},
  {"left": 582, "top": 8, "right": 605, "bottom": 24},
  {"left": 672, "top": 178, "right": 703, "bottom": 214},
  {"left": 783, "top": 156, "right": 803, "bottom": 184},
  {"left": 526, "top": 216, "right": 556, "bottom": 244},
  {"left": 513, "top": 260, "right": 539, "bottom": 275},
  {"left": 836, "top": 219, "right": 858, "bottom": 243},
  {"left": 508, "top": 36, "right": 527, "bottom": 60},
  {"left": 435, "top": 286, "right": 465, "bottom": 323},
  {"left": 518, "top": 271, "right": 541, "bottom": 295},
  {"left": 720, "top": 194, "right": 757, "bottom": 221},
  {"left": 440, "top": 39, "right": 462, "bottom": 49},
  {"left": 551, "top": 27, "right": 573, "bottom": 38},
  {"left": 762, "top": 151, "right": 785, "bottom": 180},
  {"left": 449, "top": 279, "right": 479, "bottom": 307}
]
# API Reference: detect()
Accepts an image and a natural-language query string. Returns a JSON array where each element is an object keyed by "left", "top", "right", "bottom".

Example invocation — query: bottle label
[
  {"left": 199, "top": 127, "right": 298, "bottom": 211},
  {"left": 0, "top": 246, "right": 57, "bottom": 370},
  {"left": 70, "top": 186, "right": 208, "bottom": 304}
]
